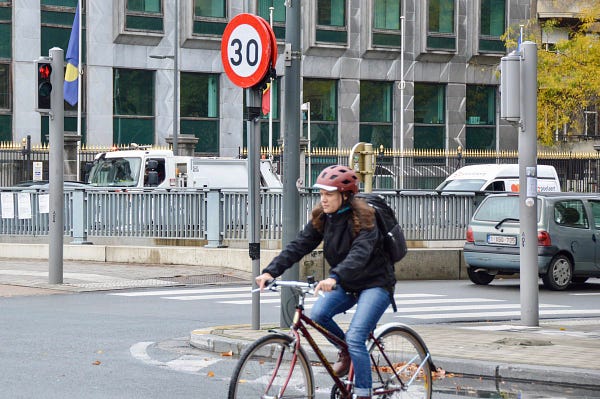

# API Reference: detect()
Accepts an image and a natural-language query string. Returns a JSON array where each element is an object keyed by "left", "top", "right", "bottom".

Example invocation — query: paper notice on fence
[
  {"left": 38, "top": 194, "right": 50, "bottom": 214},
  {"left": 1, "top": 192, "right": 14, "bottom": 219},
  {"left": 17, "top": 192, "right": 32, "bottom": 219}
]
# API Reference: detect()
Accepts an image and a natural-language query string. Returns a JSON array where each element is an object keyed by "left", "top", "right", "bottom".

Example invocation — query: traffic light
[{"left": 36, "top": 60, "right": 53, "bottom": 111}]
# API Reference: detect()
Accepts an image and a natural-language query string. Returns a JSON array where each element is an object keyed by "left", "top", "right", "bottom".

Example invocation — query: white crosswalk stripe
[{"left": 109, "top": 285, "right": 599, "bottom": 320}]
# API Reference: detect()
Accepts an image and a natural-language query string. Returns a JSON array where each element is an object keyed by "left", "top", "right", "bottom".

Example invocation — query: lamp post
[{"left": 149, "top": 0, "right": 179, "bottom": 155}]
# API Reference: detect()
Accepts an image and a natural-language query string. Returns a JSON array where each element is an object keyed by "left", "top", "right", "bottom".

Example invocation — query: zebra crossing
[{"left": 109, "top": 285, "right": 600, "bottom": 321}]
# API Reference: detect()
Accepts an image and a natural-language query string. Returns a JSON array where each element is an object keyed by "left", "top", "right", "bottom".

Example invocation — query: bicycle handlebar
[{"left": 252, "top": 279, "right": 322, "bottom": 296}]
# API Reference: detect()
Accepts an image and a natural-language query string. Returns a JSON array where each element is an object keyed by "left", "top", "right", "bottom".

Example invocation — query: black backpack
[{"left": 356, "top": 193, "right": 408, "bottom": 263}]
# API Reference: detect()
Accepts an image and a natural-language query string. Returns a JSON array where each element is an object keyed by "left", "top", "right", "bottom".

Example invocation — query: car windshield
[
  {"left": 87, "top": 157, "right": 142, "bottom": 187},
  {"left": 436, "top": 179, "right": 486, "bottom": 191},
  {"left": 474, "top": 196, "right": 541, "bottom": 222}
]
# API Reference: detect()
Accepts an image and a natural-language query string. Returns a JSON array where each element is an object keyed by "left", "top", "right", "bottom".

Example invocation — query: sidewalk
[{"left": 1, "top": 257, "right": 599, "bottom": 388}]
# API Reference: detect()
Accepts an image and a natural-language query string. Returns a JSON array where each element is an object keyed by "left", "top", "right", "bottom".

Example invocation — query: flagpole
[
  {"left": 268, "top": 6, "right": 274, "bottom": 161},
  {"left": 76, "top": 0, "right": 82, "bottom": 181}
]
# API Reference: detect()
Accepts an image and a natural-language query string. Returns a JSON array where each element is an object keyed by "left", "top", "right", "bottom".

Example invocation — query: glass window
[
  {"left": 0, "top": 114, "right": 10, "bottom": 142},
  {"left": 554, "top": 200, "right": 589, "bottom": 228},
  {"left": 372, "top": 0, "right": 402, "bottom": 47},
  {"left": 0, "top": 63, "right": 8, "bottom": 109},
  {"left": 113, "top": 69, "right": 154, "bottom": 146},
  {"left": 180, "top": 72, "right": 219, "bottom": 155},
  {"left": 193, "top": 0, "right": 226, "bottom": 35},
  {"left": 427, "top": 0, "right": 455, "bottom": 50},
  {"left": 479, "top": 0, "right": 505, "bottom": 52},
  {"left": 0, "top": 3, "right": 11, "bottom": 59},
  {"left": 360, "top": 81, "right": 393, "bottom": 148},
  {"left": 414, "top": 83, "right": 445, "bottom": 150},
  {"left": 316, "top": 0, "right": 347, "bottom": 43},
  {"left": 303, "top": 79, "right": 338, "bottom": 148},
  {"left": 466, "top": 85, "right": 496, "bottom": 150},
  {"left": 125, "top": 0, "right": 163, "bottom": 32},
  {"left": 258, "top": 0, "right": 286, "bottom": 39}
]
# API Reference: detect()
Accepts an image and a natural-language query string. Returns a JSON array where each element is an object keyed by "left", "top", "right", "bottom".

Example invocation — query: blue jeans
[{"left": 311, "top": 286, "right": 391, "bottom": 397}]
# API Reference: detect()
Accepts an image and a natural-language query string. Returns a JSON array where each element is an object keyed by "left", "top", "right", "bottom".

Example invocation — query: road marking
[
  {"left": 570, "top": 292, "right": 600, "bottom": 296},
  {"left": 110, "top": 286, "right": 251, "bottom": 297},
  {"left": 130, "top": 341, "right": 221, "bottom": 374},
  {"left": 396, "top": 309, "right": 600, "bottom": 319}
]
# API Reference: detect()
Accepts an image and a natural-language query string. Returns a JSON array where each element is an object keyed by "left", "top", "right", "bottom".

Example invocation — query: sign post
[{"left": 221, "top": 13, "right": 276, "bottom": 330}]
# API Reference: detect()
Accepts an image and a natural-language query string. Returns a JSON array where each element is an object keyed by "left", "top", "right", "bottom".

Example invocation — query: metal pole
[
  {"left": 399, "top": 14, "right": 405, "bottom": 189},
  {"left": 307, "top": 102, "right": 311, "bottom": 186},
  {"left": 519, "top": 41, "right": 539, "bottom": 327},
  {"left": 247, "top": 88, "right": 262, "bottom": 330},
  {"left": 172, "top": 0, "right": 179, "bottom": 155},
  {"left": 268, "top": 6, "right": 274, "bottom": 160},
  {"left": 49, "top": 47, "right": 64, "bottom": 284},
  {"left": 281, "top": 0, "right": 301, "bottom": 327},
  {"left": 76, "top": 0, "right": 82, "bottom": 181}
]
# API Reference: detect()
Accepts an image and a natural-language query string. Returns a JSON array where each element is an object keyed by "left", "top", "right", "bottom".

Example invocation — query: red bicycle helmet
[{"left": 314, "top": 165, "right": 359, "bottom": 193}]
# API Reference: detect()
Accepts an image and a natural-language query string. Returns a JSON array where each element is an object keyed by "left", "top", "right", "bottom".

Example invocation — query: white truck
[{"left": 85, "top": 147, "right": 282, "bottom": 190}]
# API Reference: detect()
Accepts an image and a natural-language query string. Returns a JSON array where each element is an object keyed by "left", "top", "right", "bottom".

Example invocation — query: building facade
[{"left": 0, "top": 0, "right": 531, "bottom": 157}]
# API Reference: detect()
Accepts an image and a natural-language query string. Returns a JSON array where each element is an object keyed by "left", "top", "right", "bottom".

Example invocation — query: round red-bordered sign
[{"left": 221, "top": 14, "right": 272, "bottom": 88}]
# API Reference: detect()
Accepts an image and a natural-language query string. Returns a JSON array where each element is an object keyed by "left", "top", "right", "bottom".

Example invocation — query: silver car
[{"left": 464, "top": 192, "right": 600, "bottom": 290}]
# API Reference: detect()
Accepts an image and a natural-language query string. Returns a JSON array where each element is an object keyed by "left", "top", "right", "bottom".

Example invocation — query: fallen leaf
[
  {"left": 92, "top": 360, "right": 101, "bottom": 366},
  {"left": 221, "top": 350, "right": 233, "bottom": 357},
  {"left": 207, "top": 371, "right": 215, "bottom": 377}
]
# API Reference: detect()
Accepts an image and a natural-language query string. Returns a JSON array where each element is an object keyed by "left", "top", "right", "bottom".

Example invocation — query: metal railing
[{"left": 0, "top": 187, "right": 477, "bottom": 245}]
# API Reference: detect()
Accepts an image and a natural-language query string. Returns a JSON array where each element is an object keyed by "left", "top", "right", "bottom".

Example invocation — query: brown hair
[{"left": 311, "top": 196, "right": 375, "bottom": 236}]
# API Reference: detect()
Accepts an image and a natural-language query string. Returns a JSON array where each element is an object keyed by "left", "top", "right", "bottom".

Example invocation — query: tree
[{"left": 504, "top": 5, "right": 600, "bottom": 145}]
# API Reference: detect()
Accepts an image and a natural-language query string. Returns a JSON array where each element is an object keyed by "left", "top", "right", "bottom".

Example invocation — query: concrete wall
[{"left": 0, "top": 243, "right": 468, "bottom": 281}]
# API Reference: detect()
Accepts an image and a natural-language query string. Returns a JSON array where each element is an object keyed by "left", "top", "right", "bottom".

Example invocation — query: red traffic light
[{"left": 38, "top": 64, "right": 52, "bottom": 79}]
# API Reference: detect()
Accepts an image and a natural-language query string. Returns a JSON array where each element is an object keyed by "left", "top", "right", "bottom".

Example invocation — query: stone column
[
  {"left": 166, "top": 134, "right": 199, "bottom": 157},
  {"left": 63, "top": 132, "right": 81, "bottom": 181}
]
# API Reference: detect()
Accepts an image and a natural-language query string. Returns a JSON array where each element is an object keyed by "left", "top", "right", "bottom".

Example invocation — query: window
[
  {"left": 180, "top": 73, "right": 219, "bottom": 155},
  {"left": 243, "top": 77, "right": 281, "bottom": 149},
  {"left": 414, "top": 83, "right": 445, "bottom": 150},
  {"left": 258, "top": 0, "right": 286, "bottom": 39},
  {"left": 360, "top": 81, "right": 393, "bottom": 148},
  {"left": 479, "top": 0, "right": 505, "bottom": 53},
  {"left": 193, "top": 0, "right": 227, "bottom": 36},
  {"left": 316, "top": 0, "right": 347, "bottom": 44},
  {"left": 125, "top": 0, "right": 163, "bottom": 32},
  {"left": 372, "top": 0, "right": 402, "bottom": 47},
  {"left": 554, "top": 200, "right": 588, "bottom": 228},
  {"left": 113, "top": 69, "right": 155, "bottom": 146},
  {"left": 303, "top": 79, "right": 338, "bottom": 147},
  {"left": 0, "top": 2, "right": 11, "bottom": 59},
  {"left": 466, "top": 85, "right": 496, "bottom": 150},
  {"left": 427, "top": 0, "right": 455, "bottom": 50}
]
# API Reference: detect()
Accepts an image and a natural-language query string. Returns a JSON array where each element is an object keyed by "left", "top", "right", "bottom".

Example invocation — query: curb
[{"left": 190, "top": 329, "right": 600, "bottom": 390}]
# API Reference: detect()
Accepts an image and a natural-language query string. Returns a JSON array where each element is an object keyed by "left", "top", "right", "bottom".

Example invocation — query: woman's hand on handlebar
[
  {"left": 255, "top": 273, "right": 274, "bottom": 291},
  {"left": 314, "top": 277, "right": 337, "bottom": 297}
]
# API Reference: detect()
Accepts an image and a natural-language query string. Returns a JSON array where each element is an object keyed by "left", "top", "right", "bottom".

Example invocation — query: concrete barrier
[{"left": 0, "top": 242, "right": 468, "bottom": 281}]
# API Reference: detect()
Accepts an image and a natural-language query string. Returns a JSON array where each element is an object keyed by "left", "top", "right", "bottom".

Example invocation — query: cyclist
[{"left": 256, "top": 164, "right": 397, "bottom": 399}]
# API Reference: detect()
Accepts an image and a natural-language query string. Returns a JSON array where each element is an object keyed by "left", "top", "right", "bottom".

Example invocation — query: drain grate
[{"left": 158, "top": 274, "right": 249, "bottom": 285}]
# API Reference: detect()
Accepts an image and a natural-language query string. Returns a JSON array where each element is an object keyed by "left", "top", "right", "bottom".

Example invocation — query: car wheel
[
  {"left": 467, "top": 267, "right": 495, "bottom": 285},
  {"left": 542, "top": 255, "right": 572, "bottom": 290}
]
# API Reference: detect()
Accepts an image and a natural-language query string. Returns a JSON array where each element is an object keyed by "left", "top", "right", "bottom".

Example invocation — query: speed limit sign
[{"left": 221, "top": 13, "right": 276, "bottom": 88}]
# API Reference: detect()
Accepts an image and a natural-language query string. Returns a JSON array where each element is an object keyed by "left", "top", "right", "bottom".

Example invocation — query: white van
[{"left": 436, "top": 164, "right": 561, "bottom": 193}]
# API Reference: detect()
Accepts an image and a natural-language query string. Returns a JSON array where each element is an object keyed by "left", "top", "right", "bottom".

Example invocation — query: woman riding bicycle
[{"left": 256, "top": 164, "right": 397, "bottom": 399}]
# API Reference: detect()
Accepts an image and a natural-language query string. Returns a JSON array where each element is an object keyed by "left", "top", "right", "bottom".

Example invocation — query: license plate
[{"left": 487, "top": 234, "right": 517, "bottom": 245}]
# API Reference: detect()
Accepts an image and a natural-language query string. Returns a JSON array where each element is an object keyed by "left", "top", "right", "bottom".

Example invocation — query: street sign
[{"left": 221, "top": 13, "right": 274, "bottom": 88}]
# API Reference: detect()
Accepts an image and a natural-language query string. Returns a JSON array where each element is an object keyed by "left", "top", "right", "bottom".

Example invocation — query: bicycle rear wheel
[
  {"left": 228, "top": 333, "right": 315, "bottom": 399},
  {"left": 368, "top": 325, "right": 433, "bottom": 399}
]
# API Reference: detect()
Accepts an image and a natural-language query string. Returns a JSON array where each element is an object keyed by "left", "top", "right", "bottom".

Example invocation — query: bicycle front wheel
[
  {"left": 228, "top": 333, "right": 315, "bottom": 399},
  {"left": 369, "top": 325, "right": 433, "bottom": 399}
]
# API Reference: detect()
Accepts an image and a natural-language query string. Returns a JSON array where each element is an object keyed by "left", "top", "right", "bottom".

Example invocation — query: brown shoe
[{"left": 332, "top": 350, "right": 351, "bottom": 377}]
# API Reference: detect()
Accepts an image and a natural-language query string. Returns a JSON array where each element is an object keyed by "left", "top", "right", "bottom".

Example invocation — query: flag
[
  {"left": 262, "top": 82, "right": 271, "bottom": 115},
  {"left": 518, "top": 25, "right": 523, "bottom": 51},
  {"left": 64, "top": 3, "right": 80, "bottom": 106}
]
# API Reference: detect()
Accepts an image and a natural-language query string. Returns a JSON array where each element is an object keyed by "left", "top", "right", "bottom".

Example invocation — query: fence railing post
[
  {"left": 205, "top": 189, "right": 225, "bottom": 247},
  {"left": 71, "top": 189, "right": 92, "bottom": 244}
]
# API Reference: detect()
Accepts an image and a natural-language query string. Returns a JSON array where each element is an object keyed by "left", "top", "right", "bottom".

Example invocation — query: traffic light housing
[{"left": 36, "top": 60, "right": 53, "bottom": 111}]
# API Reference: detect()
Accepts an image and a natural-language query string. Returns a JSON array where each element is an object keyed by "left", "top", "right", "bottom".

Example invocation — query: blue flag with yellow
[{"left": 64, "top": 3, "right": 80, "bottom": 106}]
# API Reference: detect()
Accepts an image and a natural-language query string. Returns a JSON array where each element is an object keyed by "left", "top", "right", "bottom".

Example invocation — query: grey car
[{"left": 464, "top": 192, "right": 600, "bottom": 290}]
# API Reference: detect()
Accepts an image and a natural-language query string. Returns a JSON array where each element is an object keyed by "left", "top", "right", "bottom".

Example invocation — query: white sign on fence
[{"left": 1, "top": 192, "right": 14, "bottom": 218}]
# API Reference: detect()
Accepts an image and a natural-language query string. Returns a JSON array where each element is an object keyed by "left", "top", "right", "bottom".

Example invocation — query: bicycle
[{"left": 228, "top": 278, "right": 435, "bottom": 398}]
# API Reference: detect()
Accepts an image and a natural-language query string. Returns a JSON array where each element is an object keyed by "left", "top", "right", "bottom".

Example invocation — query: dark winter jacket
[{"left": 263, "top": 202, "right": 396, "bottom": 294}]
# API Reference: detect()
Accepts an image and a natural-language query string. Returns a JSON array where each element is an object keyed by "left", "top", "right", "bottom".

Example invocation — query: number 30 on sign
[{"left": 221, "top": 13, "right": 277, "bottom": 89}]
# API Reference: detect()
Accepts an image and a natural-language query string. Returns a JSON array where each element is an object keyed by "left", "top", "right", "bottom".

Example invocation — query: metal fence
[
  {"left": 2, "top": 142, "right": 600, "bottom": 191},
  {"left": 0, "top": 187, "right": 477, "bottom": 245}
]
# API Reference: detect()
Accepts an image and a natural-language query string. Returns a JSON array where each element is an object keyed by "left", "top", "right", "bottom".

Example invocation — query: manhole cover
[{"left": 158, "top": 274, "right": 248, "bottom": 285}]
